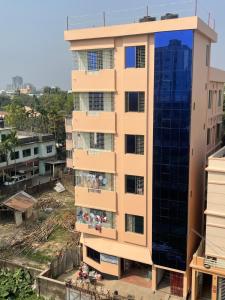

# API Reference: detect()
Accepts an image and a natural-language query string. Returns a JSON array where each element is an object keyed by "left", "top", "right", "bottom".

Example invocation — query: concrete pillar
[
  {"left": 183, "top": 272, "right": 188, "bottom": 299},
  {"left": 212, "top": 275, "right": 218, "bottom": 300},
  {"left": 191, "top": 269, "right": 197, "bottom": 300},
  {"left": 152, "top": 265, "right": 157, "bottom": 292}
]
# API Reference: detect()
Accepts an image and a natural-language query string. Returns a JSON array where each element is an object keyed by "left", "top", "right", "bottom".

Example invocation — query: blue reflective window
[
  {"left": 125, "top": 46, "right": 145, "bottom": 68},
  {"left": 88, "top": 51, "right": 98, "bottom": 70},
  {"left": 125, "top": 46, "right": 136, "bottom": 68},
  {"left": 152, "top": 30, "right": 193, "bottom": 271}
]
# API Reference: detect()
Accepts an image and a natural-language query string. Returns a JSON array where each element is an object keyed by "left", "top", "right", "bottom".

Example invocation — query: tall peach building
[{"left": 65, "top": 16, "right": 225, "bottom": 298}]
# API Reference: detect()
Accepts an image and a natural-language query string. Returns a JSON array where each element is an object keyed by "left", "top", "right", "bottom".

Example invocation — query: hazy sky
[{"left": 0, "top": 0, "right": 224, "bottom": 90}]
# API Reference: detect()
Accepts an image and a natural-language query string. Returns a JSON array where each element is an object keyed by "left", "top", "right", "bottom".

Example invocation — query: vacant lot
[{"left": 0, "top": 188, "right": 78, "bottom": 269}]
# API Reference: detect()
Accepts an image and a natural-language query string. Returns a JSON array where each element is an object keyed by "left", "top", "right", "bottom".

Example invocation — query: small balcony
[
  {"left": 74, "top": 149, "right": 116, "bottom": 173},
  {"left": 75, "top": 170, "right": 115, "bottom": 191},
  {"left": 76, "top": 207, "right": 117, "bottom": 239},
  {"left": 65, "top": 117, "right": 72, "bottom": 132},
  {"left": 72, "top": 69, "right": 116, "bottom": 92},
  {"left": 75, "top": 186, "right": 117, "bottom": 212},
  {"left": 72, "top": 111, "right": 116, "bottom": 133}
]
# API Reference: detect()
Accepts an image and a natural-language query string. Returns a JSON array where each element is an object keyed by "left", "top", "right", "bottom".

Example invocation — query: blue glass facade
[{"left": 152, "top": 30, "right": 193, "bottom": 271}]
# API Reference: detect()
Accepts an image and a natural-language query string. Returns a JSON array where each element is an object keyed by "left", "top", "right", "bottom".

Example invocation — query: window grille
[
  {"left": 125, "top": 175, "right": 144, "bottom": 194},
  {"left": 125, "top": 135, "right": 144, "bottom": 155},
  {"left": 74, "top": 92, "right": 114, "bottom": 112},
  {"left": 66, "top": 150, "right": 72, "bottom": 159},
  {"left": 125, "top": 92, "right": 144, "bottom": 112},
  {"left": 90, "top": 133, "right": 104, "bottom": 149},
  {"left": 125, "top": 214, "right": 144, "bottom": 234},
  {"left": 74, "top": 132, "right": 114, "bottom": 151},
  {"left": 136, "top": 46, "right": 145, "bottom": 68},
  {"left": 73, "top": 49, "right": 114, "bottom": 71}
]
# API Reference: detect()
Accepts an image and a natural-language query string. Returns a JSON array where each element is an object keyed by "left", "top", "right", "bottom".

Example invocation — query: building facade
[
  {"left": 191, "top": 147, "right": 225, "bottom": 300},
  {"left": 65, "top": 16, "right": 225, "bottom": 298},
  {"left": 0, "top": 128, "right": 57, "bottom": 182}
]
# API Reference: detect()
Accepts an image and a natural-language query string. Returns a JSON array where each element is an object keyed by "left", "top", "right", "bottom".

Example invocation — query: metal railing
[{"left": 66, "top": 0, "right": 216, "bottom": 31}]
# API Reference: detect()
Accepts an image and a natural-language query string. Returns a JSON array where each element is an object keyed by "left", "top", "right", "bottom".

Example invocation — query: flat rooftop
[
  {"left": 65, "top": 15, "right": 217, "bottom": 43},
  {"left": 210, "top": 147, "right": 225, "bottom": 159}
]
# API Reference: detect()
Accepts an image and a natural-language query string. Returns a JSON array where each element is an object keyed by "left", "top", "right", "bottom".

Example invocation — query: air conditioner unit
[{"left": 161, "top": 13, "right": 179, "bottom": 20}]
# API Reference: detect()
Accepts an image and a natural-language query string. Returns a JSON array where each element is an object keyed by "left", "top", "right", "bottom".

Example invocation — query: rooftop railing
[{"left": 66, "top": 0, "right": 215, "bottom": 31}]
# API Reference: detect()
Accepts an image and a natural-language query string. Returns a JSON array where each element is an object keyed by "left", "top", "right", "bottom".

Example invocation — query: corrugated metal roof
[{"left": 3, "top": 191, "right": 37, "bottom": 213}]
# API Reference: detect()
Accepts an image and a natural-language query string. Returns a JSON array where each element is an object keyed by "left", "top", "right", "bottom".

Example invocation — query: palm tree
[
  {"left": 0, "top": 137, "right": 11, "bottom": 182},
  {"left": 7, "top": 131, "right": 19, "bottom": 176}
]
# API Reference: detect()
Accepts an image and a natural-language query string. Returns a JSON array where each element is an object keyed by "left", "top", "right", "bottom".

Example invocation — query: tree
[
  {"left": 7, "top": 130, "right": 19, "bottom": 175},
  {"left": 5, "top": 103, "right": 28, "bottom": 130}
]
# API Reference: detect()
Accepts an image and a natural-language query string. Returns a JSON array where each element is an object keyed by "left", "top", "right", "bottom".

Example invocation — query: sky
[{"left": 0, "top": 0, "right": 224, "bottom": 90}]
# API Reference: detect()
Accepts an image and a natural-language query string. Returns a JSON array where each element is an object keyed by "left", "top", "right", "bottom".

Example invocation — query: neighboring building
[
  {"left": 0, "top": 127, "right": 57, "bottom": 182},
  {"left": 12, "top": 76, "right": 23, "bottom": 90},
  {"left": 191, "top": 147, "right": 225, "bottom": 300},
  {"left": 65, "top": 16, "right": 225, "bottom": 298}
]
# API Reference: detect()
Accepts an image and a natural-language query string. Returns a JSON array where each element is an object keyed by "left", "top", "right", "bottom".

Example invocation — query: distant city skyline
[{"left": 0, "top": 0, "right": 224, "bottom": 90}]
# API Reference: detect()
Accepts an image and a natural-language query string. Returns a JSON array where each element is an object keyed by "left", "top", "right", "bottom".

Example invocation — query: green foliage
[
  {"left": 4, "top": 87, "right": 73, "bottom": 144},
  {"left": 0, "top": 268, "right": 43, "bottom": 300},
  {"left": 23, "top": 250, "right": 52, "bottom": 264}
]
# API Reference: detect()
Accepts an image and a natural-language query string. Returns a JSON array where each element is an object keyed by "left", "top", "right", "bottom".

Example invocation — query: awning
[
  {"left": 81, "top": 234, "right": 152, "bottom": 265},
  {"left": 45, "top": 160, "right": 66, "bottom": 165}
]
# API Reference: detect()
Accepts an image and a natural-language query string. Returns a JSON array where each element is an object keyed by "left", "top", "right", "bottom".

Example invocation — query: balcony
[
  {"left": 66, "top": 139, "right": 73, "bottom": 150},
  {"left": 72, "top": 69, "right": 116, "bottom": 92},
  {"left": 74, "top": 149, "right": 116, "bottom": 173},
  {"left": 65, "top": 117, "right": 72, "bottom": 132},
  {"left": 72, "top": 111, "right": 116, "bottom": 133},
  {"left": 67, "top": 158, "right": 73, "bottom": 169},
  {"left": 76, "top": 207, "right": 117, "bottom": 239},
  {"left": 75, "top": 186, "right": 117, "bottom": 212}
]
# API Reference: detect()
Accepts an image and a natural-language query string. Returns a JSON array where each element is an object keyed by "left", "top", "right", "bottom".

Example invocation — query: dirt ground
[{"left": 0, "top": 187, "right": 78, "bottom": 269}]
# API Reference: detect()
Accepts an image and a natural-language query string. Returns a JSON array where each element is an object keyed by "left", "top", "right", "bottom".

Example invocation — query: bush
[{"left": 0, "top": 268, "right": 43, "bottom": 300}]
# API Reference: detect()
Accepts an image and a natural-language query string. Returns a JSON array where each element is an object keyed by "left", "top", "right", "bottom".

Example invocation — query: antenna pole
[
  {"left": 103, "top": 11, "right": 106, "bottom": 26},
  {"left": 66, "top": 16, "right": 69, "bottom": 30},
  {"left": 195, "top": 0, "right": 198, "bottom": 16},
  {"left": 147, "top": 5, "right": 149, "bottom": 17}
]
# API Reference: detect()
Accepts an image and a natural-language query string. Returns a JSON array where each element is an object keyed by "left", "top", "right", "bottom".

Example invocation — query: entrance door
[
  {"left": 217, "top": 277, "right": 225, "bottom": 300},
  {"left": 170, "top": 272, "right": 183, "bottom": 297}
]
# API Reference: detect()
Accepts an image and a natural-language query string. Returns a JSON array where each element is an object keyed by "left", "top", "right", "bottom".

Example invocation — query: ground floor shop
[{"left": 80, "top": 236, "right": 190, "bottom": 298}]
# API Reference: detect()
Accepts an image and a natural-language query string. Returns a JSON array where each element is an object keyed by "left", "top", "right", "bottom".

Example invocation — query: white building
[{"left": 0, "top": 128, "right": 57, "bottom": 182}]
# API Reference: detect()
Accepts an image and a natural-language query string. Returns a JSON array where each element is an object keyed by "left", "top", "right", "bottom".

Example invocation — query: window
[
  {"left": 66, "top": 133, "right": 72, "bottom": 140},
  {"left": 125, "top": 92, "right": 144, "bottom": 112},
  {"left": 207, "top": 128, "right": 211, "bottom": 145},
  {"left": 66, "top": 150, "right": 72, "bottom": 159},
  {"left": 90, "top": 133, "right": 104, "bottom": 149},
  {"left": 89, "top": 93, "right": 104, "bottom": 111},
  {"left": 11, "top": 151, "right": 19, "bottom": 160},
  {"left": 125, "top": 46, "right": 145, "bottom": 68},
  {"left": 0, "top": 154, "right": 6, "bottom": 163},
  {"left": 125, "top": 135, "right": 144, "bottom": 155},
  {"left": 125, "top": 175, "right": 144, "bottom": 194},
  {"left": 87, "top": 247, "right": 100, "bottom": 263},
  {"left": 216, "top": 124, "right": 221, "bottom": 140},
  {"left": 46, "top": 145, "right": 53, "bottom": 153},
  {"left": 34, "top": 147, "right": 39, "bottom": 155},
  {"left": 88, "top": 50, "right": 103, "bottom": 71},
  {"left": 206, "top": 44, "right": 210, "bottom": 66},
  {"left": 125, "top": 214, "right": 144, "bottom": 234},
  {"left": 218, "top": 90, "right": 223, "bottom": 106},
  {"left": 23, "top": 149, "right": 31, "bottom": 157},
  {"left": 208, "top": 90, "right": 213, "bottom": 109}
]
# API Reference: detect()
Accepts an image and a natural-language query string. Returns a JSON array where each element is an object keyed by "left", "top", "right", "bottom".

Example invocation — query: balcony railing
[
  {"left": 74, "top": 92, "right": 114, "bottom": 112},
  {"left": 76, "top": 207, "right": 116, "bottom": 229},
  {"left": 75, "top": 170, "right": 115, "bottom": 191}
]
